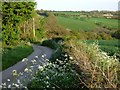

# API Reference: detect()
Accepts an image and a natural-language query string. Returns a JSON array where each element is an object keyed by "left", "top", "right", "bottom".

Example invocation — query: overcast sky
[{"left": 35, "top": 0, "right": 119, "bottom": 11}]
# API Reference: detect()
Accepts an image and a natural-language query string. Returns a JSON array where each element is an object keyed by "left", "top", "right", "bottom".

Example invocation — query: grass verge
[{"left": 2, "top": 44, "right": 33, "bottom": 71}]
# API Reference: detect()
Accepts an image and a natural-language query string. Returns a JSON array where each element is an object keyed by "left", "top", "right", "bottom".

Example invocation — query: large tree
[{"left": 2, "top": 2, "right": 36, "bottom": 45}]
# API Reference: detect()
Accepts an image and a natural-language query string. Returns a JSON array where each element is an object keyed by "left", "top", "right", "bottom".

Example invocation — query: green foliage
[
  {"left": 64, "top": 39, "right": 120, "bottom": 88},
  {"left": 28, "top": 54, "right": 80, "bottom": 89},
  {"left": 42, "top": 39, "right": 63, "bottom": 61},
  {"left": 2, "top": 25, "right": 19, "bottom": 45},
  {"left": 112, "top": 30, "right": 120, "bottom": 39},
  {"left": 42, "top": 39, "right": 59, "bottom": 49},
  {"left": 2, "top": 2, "right": 36, "bottom": 45},
  {"left": 81, "top": 40, "right": 119, "bottom": 56},
  {"left": 2, "top": 44, "right": 33, "bottom": 71},
  {"left": 35, "top": 17, "right": 46, "bottom": 40}
]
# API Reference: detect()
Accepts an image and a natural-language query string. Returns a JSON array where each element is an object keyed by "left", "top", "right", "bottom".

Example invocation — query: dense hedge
[
  {"left": 42, "top": 39, "right": 63, "bottom": 61},
  {"left": 2, "top": 2, "right": 36, "bottom": 45}
]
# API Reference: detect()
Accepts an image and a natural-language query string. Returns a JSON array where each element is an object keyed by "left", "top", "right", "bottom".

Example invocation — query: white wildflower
[
  {"left": 56, "top": 59, "right": 59, "bottom": 61},
  {"left": 2, "top": 83, "right": 6, "bottom": 86},
  {"left": 29, "top": 69, "right": 32, "bottom": 72},
  {"left": 102, "top": 52, "right": 107, "bottom": 56},
  {"left": 19, "top": 84, "right": 23, "bottom": 87},
  {"left": 45, "top": 59, "right": 49, "bottom": 62},
  {"left": 12, "top": 83, "right": 15, "bottom": 86},
  {"left": 76, "top": 62, "right": 79, "bottom": 65},
  {"left": 65, "top": 58, "right": 67, "bottom": 60},
  {"left": 46, "top": 81, "right": 49, "bottom": 84},
  {"left": 24, "top": 86, "right": 28, "bottom": 89},
  {"left": 17, "top": 79, "right": 20, "bottom": 84},
  {"left": 31, "top": 59, "right": 37, "bottom": 64},
  {"left": 46, "top": 85, "right": 49, "bottom": 88},
  {"left": 12, "top": 70, "right": 18, "bottom": 76},
  {"left": 35, "top": 56, "right": 38, "bottom": 59},
  {"left": 52, "top": 87, "right": 55, "bottom": 89},
  {"left": 14, "top": 84, "right": 19, "bottom": 88},
  {"left": 42, "top": 54, "right": 46, "bottom": 58},
  {"left": 53, "top": 64, "right": 55, "bottom": 67},
  {"left": 24, "top": 68, "right": 29, "bottom": 72},
  {"left": 19, "top": 72, "right": 23, "bottom": 76},
  {"left": 8, "top": 85, "right": 11, "bottom": 88},
  {"left": 22, "top": 58, "right": 28, "bottom": 62},
  {"left": 49, "top": 62, "right": 52, "bottom": 65},
  {"left": 42, "top": 55, "right": 44, "bottom": 58},
  {"left": 38, "top": 65, "right": 44, "bottom": 71},
  {"left": 0, "top": 85, "right": 2, "bottom": 89},
  {"left": 7, "top": 79, "right": 10, "bottom": 82},
  {"left": 69, "top": 56, "right": 73, "bottom": 60},
  {"left": 46, "top": 76, "right": 49, "bottom": 79},
  {"left": 65, "top": 54, "right": 67, "bottom": 57},
  {"left": 30, "top": 66, "right": 34, "bottom": 68}
]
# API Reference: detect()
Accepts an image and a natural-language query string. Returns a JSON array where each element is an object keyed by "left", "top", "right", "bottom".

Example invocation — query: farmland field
[
  {"left": 56, "top": 16, "right": 118, "bottom": 31},
  {"left": 80, "top": 40, "right": 120, "bottom": 56},
  {"left": 55, "top": 12, "right": 119, "bottom": 55},
  {"left": 56, "top": 16, "right": 97, "bottom": 31},
  {"left": 53, "top": 11, "right": 81, "bottom": 15}
]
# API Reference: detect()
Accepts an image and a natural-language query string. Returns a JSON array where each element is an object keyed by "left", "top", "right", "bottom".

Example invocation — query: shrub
[
  {"left": 64, "top": 39, "right": 120, "bottom": 88},
  {"left": 42, "top": 39, "right": 59, "bottom": 49},
  {"left": 42, "top": 39, "right": 63, "bottom": 62},
  {"left": 28, "top": 58, "right": 80, "bottom": 89}
]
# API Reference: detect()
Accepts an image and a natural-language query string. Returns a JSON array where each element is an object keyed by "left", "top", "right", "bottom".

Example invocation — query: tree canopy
[{"left": 2, "top": 2, "right": 36, "bottom": 45}]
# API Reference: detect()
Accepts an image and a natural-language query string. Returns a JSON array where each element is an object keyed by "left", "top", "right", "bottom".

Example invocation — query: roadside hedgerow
[{"left": 64, "top": 39, "right": 120, "bottom": 88}]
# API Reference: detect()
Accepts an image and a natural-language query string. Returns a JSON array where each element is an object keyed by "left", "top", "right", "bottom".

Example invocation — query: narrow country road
[{"left": 0, "top": 44, "right": 53, "bottom": 88}]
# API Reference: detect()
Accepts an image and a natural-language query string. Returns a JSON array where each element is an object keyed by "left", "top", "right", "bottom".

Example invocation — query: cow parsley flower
[
  {"left": 22, "top": 58, "right": 28, "bottom": 62},
  {"left": 8, "top": 85, "right": 11, "bottom": 88},
  {"left": 7, "top": 79, "right": 10, "bottom": 82},
  {"left": 38, "top": 65, "right": 44, "bottom": 71},
  {"left": 35, "top": 56, "right": 38, "bottom": 59},
  {"left": 69, "top": 56, "right": 73, "bottom": 60},
  {"left": 19, "top": 72, "right": 23, "bottom": 76},
  {"left": 42, "top": 54, "right": 46, "bottom": 58},
  {"left": 65, "top": 54, "right": 67, "bottom": 57},
  {"left": 14, "top": 84, "right": 19, "bottom": 88},
  {"left": 2, "top": 83, "right": 6, "bottom": 86},
  {"left": 17, "top": 79, "right": 20, "bottom": 84},
  {"left": 24, "top": 68, "right": 29, "bottom": 72},
  {"left": 46, "top": 76, "right": 49, "bottom": 79},
  {"left": 31, "top": 59, "right": 37, "bottom": 64},
  {"left": 12, "top": 70, "right": 18, "bottom": 76}
]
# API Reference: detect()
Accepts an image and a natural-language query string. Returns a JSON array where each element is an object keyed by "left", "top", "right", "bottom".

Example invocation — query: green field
[
  {"left": 81, "top": 40, "right": 120, "bottom": 56},
  {"left": 56, "top": 16, "right": 118, "bottom": 31},
  {"left": 53, "top": 11, "right": 81, "bottom": 15}
]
